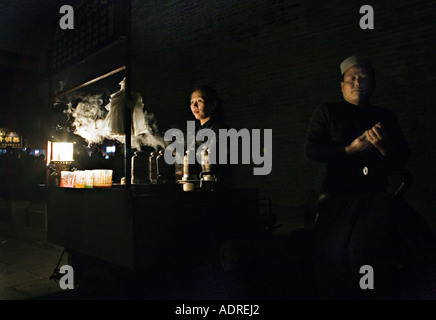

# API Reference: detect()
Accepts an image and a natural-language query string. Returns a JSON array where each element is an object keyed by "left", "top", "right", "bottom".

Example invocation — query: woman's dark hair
[{"left": 191, "top": 85, "right": 225, "bottom": 121}]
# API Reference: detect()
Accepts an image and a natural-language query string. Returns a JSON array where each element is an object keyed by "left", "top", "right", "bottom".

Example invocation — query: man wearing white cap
[{"left": 304, "top": 55, "right": 412, "bottom": 299}]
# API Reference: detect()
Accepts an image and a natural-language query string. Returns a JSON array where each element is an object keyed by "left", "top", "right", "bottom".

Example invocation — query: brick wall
[{"left": 130, "top": 0, "right": 436, "bottom": 228}]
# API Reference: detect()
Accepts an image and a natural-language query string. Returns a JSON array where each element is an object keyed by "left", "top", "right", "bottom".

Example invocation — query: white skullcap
[{"left": 340, "top": 55, "right": 372, "bottom": 75}]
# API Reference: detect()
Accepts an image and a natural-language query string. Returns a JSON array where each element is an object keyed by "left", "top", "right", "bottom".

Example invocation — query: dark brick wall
[{"left": 130, "top": 0, "right": 436, "bottom": 229}]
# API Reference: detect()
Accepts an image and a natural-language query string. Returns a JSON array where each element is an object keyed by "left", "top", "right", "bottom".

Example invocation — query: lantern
[{"left": 46, "top": 141, "right": 75, "bottom": 187}]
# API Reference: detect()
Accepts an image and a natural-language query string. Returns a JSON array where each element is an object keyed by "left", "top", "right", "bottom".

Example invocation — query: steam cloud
[{"left": 60, "top": 91, "right": 167, "bottom": 151}]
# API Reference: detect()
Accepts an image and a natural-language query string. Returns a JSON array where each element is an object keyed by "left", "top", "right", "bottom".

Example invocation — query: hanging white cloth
[
  {"left": 103, "top": 78, "right": 149, "bottom": 136},
  {"left": 131, "top": 92, "right": 148, "bottom": 136},
  {"left": 103, "top": 78, "right": 126, "bottom": 135}
]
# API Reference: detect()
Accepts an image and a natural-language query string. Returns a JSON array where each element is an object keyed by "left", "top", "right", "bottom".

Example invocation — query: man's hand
[
  {"left": 365, "top": 123, "right": 389, "bottom": 156},
  {"left": 345, "top": 131, "right": 373, "bottom": 155}
]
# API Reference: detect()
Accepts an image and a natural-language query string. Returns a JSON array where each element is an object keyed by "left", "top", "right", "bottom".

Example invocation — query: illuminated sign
[
  {"left": 0, "top": 129, "right": 22, "bottom": 148},
  {"left": 106, "top": 145, "right": 116, "bottom": 154}
]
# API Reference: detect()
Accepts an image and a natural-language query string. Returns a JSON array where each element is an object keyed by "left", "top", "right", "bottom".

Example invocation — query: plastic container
[
  {"left": 60, "top": 171, "right": 76, "bottom": 188},
  {"left": 84, "top": 170, "right": 94, "bottom": 188},
  {"left": 92, "top": 169, "right": 113, "bottom": 188},
  {"left": 74, "top": 170, "right": 85, "bottom": 188}
]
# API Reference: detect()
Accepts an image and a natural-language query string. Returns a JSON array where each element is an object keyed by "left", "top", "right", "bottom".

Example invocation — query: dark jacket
[{"left": 304, "top": 100, "right": 411, "bottom": 196}]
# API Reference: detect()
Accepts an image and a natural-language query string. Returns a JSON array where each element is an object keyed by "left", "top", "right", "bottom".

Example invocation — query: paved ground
[
  {"left": 0, "top": 197, "right": 315, "bottom": 300},
  {"left": 1, "top": 195, "right": 436, "bottom": 301},
  {"left": 0, "top": 197, "right": 70, "bottom": 300},
  {"left": 0, "top": 228, "right": 69, "bottom": 300}
]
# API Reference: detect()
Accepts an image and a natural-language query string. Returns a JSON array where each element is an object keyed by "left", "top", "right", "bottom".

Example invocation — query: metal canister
[
  {"left": 200, "top": 147, "right": 209, "bottom": 172},
  {"left": 149, "top": 151, "right": 158, "bottom": 184},
  {"left": 183, "top": 150, "right": 199, "bottom": 179},
  {"left": 131, "top": 150, "right": 150, "bottom": 184},
  {"left": 157, "top": 150, "right": 175, "bottom": 184},
  {"left": 200, "top": 147, "right": 214, "bottom": 181},
  {"left": 182, "top": 150, "right": 199, "bottom": 191}
]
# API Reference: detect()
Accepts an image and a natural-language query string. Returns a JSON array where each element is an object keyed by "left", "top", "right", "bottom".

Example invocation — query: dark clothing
[
  {"left": 313, "top": 191, "right": 403, "bottom": 299},
  {"left": 196, "top": 118, "right": 227, "bottom": 136},
  {"left": 304, "top": 100, "right": 419, "bottom": 299},
  {"left": 193, "top": 118, "right": 233, "bottom": 189},
  {"left": 304, "top": 100, "right": 411, "bottom": 196}
]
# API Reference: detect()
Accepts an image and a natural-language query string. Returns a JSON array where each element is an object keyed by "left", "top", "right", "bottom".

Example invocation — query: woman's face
[{"left": 190, "top": 90, "right": 215, "bottom": 125}]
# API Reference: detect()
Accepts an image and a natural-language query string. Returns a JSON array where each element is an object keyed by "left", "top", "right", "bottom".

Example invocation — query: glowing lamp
[
  {"left": 46, "top": 141, "right": 75, "bottom": 187},
  {"left": 47, "top": 141, "right": 74, "bottom": 165}
]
